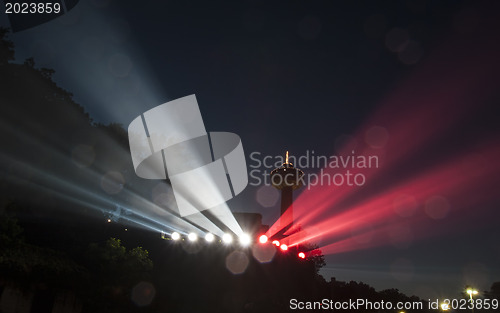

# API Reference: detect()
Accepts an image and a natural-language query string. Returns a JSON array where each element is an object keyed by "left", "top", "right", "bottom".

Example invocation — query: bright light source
[
  {"left": 272, "top": 240, "right": 280, "bottom": 247},
  {"left": 188, "top": 232, "right": 198, "bottom": 241},
  {"left": 298, "top": 252, "right": 306, "bottom": 259},
  {"left": 280, "top": 244, "right": 288, "bottom": 251},
  {"left": 107, "top": 218, "right": 111, "bottom": 223},
  {"left": 441, "top": 303, "right": 449, "bottom": 311},
  {"left": 205, "top": 233, "right": 215, "bottom": 242},
  {"left": 259, "top": 235, "right": 268, "bottom": 244},
  {"left": 222, "top": 233, "right": 233, "bottom": 244},
  {"left": 239, "top": 233, "right": 251, "bottom": 246},
  {"left": 171, "top": 232, "right": 181, "bottom": 240}
]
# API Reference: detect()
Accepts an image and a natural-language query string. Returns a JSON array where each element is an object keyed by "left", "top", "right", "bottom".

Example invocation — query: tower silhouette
[{"left": 270, "top": 151, "right": 304, "bottom": 235}]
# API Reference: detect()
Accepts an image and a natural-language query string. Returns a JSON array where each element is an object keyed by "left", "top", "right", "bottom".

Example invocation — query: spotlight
[
  {"left": 171, "top": 232, "right": 181, "bottom": 241},
  {"left": 258, "top": 235, "right": 268, "bottom": 244},
  {"left": 239, "top": 233, "right": 251, "bottom": 246},
  {"left": 188, "top": 232, "right": 198, "bottom": 242},
  {"left": 298, "top": 252, "right": 306, "bottom": 259},
  {"left": 205, "top": 233, "right": 215, "bottom": 242},
  {"left": 280, "top": 244, "right": 288, "bottom": 251},
  {"left": 272, "top": 240, "right": 280, "bottom": 247},
  {"left": 222, "top": 233, "right": 233, "bottom": 244}
]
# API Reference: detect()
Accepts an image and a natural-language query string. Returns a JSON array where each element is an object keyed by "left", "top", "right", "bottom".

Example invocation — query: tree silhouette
[
  {"left": 0, "top": 28, "right": 14, "bottom": 65},
  {"left": 487, "top": 282, "right": 500, "bottom": 300},
  {"left": 83, "top": 238, "right": 153, "bottom": 313}
]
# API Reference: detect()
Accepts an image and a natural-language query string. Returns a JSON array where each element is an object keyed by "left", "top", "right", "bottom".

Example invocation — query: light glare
[
  {"left": 188, "top": 232, "right": 198, "bottom": 241},
  {"left": 222, "top": 233, "right": 233, "bottom": 244},
  {"left": 280, "top": 244, "right": 288, "bottom": 251},
  {"left": 205, "top": 233, "right": 215, "bottom": 242},
  {"left": 171, "top": 232, "right": 181, "bottom": 240},
  {"left": 239, "top": 233, "right": 251, "bottom": 246},
  {"left": 259, "top": 235, "right": 268, "bottom": 244}
]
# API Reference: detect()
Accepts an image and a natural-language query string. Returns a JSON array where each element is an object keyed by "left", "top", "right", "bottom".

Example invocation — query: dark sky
[{"left": 2, "top": 0, "right": 499, "bottom": 300}]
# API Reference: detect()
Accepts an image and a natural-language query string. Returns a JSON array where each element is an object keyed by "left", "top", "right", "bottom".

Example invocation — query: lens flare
[
  {"left": 225, "top": 251, "right": 249, "bottom": 274},
  {"left": 252, "top": 243, "right": 276, "bottom": 263}
]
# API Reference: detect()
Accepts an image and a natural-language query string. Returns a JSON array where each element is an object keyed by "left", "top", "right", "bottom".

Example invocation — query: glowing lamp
[
  {"left": 466, "top": 288, "right": 478, "bottom": 302},
  {"left": 171, "top": 232, "right": 181, "bottom": 240},
  {"left": 259, "top": 235, "right": 268, "bottom": 244},
  {"left": 239, "top": 233, "right": 251, "bottom": 246},
  {"left": 222, "top": 233, "right": 233, "bottom": 244},
  {"left": 280, "top": 244, "right": 288, "bottom": 251},
  {"left": 298, "top": 252, "right": 306, "bottom": 259},
  {"left": 205, "top": 233, "right": 215, "bottom": 242},
  {"left": 466, "top": 289, "right": 478, "bottom": 295},
  {"left": 187, "top": 232, "right": 198, "bottom": 241},
  {"left": 272, "top": 240, "right": 280, "bottom": 247}
]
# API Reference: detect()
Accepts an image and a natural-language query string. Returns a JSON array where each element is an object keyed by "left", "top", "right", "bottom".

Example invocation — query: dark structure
[
  {"left": 270, "top": 151, "right": 304, "bottom": 234},
  {"left": 233, "top": 212, "right": 269, "bottom": 235}
]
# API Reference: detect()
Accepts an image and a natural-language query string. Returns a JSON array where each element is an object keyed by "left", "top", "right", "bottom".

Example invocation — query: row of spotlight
[
  {"left": 168, "top": 232, "right": 307, "bottom": 259},
  {"left": 258, "top": 235, "right": 305, "bottom": 258},
  {"left": 169, "top": 231, "right": 253, "bottom": 246}
]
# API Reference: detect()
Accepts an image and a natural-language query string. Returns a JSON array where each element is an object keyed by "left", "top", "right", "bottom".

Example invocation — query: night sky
[{"left": 1, "top": 0, "right": 499, "bottom": 300}]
